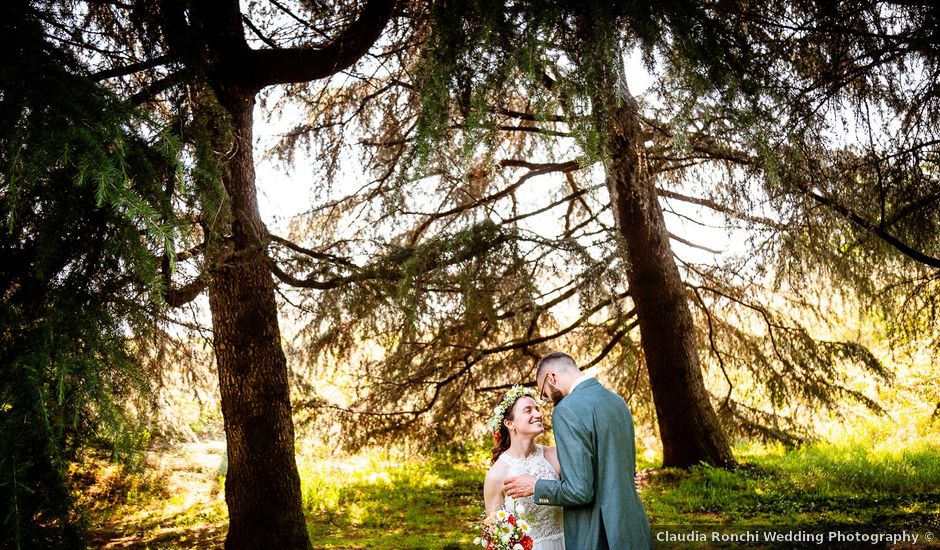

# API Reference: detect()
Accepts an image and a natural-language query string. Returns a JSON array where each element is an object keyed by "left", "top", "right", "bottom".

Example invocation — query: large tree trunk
[
  {"left": 208, "top": 89, "right": 312, "bottom": 550},
  {"left": 603, "top": 83, "right": 736, "bottom": 468},
  {"left": 152, "top": 1, "right": 392, "bottom": 546}
]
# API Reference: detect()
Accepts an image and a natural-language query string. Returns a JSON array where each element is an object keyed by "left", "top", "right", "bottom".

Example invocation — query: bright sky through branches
[{"left": 252, "top": 47, "right": 746, "bottom": 270}]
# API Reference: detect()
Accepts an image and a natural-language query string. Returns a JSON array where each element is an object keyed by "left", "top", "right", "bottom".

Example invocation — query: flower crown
[{"left": 487, "top": 385, "right": 537, "bottom": 441}]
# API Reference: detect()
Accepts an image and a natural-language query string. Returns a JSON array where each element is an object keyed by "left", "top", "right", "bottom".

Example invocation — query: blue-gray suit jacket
[{"left": 533, "top": 378, "right": 653, "bottom": 549}]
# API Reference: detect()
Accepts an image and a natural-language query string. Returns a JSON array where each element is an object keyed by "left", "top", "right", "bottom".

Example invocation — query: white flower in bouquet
[
  {"left": 495, "top": 510, "right": 509, "bottom": 522},
  {"left": 514, "top": 502, "right": 525, "bottom": 516},
  {"left": 501, "top": 532, "right": 512, "bottom": 543},
  {"left": 517, "top": 519, "right": 531, "bottom": 534},
  {"left": 513, "top": 544, "right": 524, "bottom": 550},
  {"left": 473, "top": 537, "right": 481, "bottom": 545}
]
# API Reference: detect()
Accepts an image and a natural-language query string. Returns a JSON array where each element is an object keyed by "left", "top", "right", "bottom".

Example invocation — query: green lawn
[
  {"left": 297, "top": 450, "right": 482, "bottom": 549},
  {"left": 83, "top": 440, "right": 940, "bottom": 549}
]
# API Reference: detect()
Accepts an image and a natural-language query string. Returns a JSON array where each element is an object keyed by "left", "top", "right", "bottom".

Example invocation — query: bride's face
[{"left": 505, "top": 396, "right": 544, "bottom": 437}]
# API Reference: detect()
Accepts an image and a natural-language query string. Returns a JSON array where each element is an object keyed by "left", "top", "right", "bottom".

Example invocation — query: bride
[{"left": 483, "top": 386, "right": 565, "bottom": 550}]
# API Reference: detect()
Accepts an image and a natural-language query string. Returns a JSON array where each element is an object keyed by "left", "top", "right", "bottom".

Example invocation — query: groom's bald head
[{"left": 536, "top": 352, "right": 581, "bottom": 404}]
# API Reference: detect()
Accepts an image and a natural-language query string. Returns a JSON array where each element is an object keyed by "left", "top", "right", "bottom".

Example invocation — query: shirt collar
[{"left": 569, "top": 372, "right": 594, "bottom": 394}]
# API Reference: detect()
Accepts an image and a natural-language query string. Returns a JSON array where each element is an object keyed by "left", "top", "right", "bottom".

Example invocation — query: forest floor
[
  {"left": 77, "top": 440, "right": 228, "bottom": 549},
  {"left": 77, "top": 436, "right": 940, "bottom": 549}
]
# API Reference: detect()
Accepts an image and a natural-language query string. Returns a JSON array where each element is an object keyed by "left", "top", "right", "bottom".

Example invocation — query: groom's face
[{"left": 538, "top": 372, "right": 565, "bottom": 406}]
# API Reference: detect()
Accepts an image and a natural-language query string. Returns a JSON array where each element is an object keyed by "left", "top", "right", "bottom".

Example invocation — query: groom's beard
[{"left": 547, "top": 384, "right": 565, "bottom": 406}]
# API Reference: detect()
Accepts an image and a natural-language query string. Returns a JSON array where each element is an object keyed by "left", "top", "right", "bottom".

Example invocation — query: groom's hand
[{"left": 503, "top": 474, "right": 536, "bottom": 498}]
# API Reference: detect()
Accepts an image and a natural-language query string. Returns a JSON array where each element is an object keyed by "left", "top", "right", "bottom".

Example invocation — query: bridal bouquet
[{"left": 472, "top": 502, "right": 534, "bottom": 550}]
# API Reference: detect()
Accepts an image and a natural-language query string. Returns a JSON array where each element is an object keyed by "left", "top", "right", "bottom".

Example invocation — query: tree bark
[
  {"left": 602, "top": 81, "right": 736, "bottom": 468},
  {"left": 208, "top": 89, "right": 312, "bottom": 550},
  {"left": 152, "top": 1, "right": 395, "bottom": 546}
]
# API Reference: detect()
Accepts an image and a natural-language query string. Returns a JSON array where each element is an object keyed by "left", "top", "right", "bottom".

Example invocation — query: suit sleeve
[{"left": 533, "top": 404, "right": 594, "bottom": 507}]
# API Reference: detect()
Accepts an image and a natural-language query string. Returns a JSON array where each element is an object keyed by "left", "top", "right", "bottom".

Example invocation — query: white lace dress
[{"left": 499, "top": 445, "right": 565, "bottom": 550}]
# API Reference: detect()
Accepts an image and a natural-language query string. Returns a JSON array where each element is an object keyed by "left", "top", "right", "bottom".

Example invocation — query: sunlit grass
[
  {"left": 297, "top": 447, "right": 484, "bottom": 549},
  {"left": 642, "top": 439, "right": 940, "bottom": 528},
  {"left": 75, "top": 441, "right": 228, "bottom": 548},
  {"left": 80, "top": 428, "right": 940, "bottom": 548},
  {"left": 755, "top": 442, "right": 940, "bottom": 493}
]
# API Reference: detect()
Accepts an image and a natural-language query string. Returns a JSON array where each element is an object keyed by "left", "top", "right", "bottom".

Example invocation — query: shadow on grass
[
  {"left": 90, "top": 512, "right": 226, "bottom": 549},
  {"left": 303, "top": 456, "right": 483, "bottom": 549},
  {"left": 642, "top": 441, "right": 940, "bottom": 541},
  {"left": 80, "top": 442, "right": 228, "bottom": 549},
  {"left": 85, "top": 440, "right": 940, "bottom": 549}
]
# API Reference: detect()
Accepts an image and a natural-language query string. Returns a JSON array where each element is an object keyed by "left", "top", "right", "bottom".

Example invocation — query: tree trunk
[
  {"left": 208, "top": 89, "right": 312, "bottom": 550},
  {"left": 603, "top": 84, "right": 736, "bottom": 468}
]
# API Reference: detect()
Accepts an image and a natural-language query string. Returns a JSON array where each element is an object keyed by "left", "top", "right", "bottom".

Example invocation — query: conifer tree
[
  {"left": 34, "top": 0, "right": 399, "bottom": 547},
  {"left": 267, "top": 0, "right": 934, "bottom": 467},
  {"left": 1, "top": 2, "right": 180, "bottom": 545}
]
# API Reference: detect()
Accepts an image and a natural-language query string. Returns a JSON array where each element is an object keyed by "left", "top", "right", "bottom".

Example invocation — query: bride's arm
[{"left": 483, "top": 463, "right": 508, "bottom": 515}]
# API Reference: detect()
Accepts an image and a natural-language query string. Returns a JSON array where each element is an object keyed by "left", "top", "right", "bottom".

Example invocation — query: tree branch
[
  {"left": 799, "top": 187, "right": 940, "bottom": 269},
  {"left": 129, "top": 70, "right": 188, "bottom": 104},
  {"left": 404, "top": 160, "right": 580, "bottom": 246},
  {"left": 269, "top": 234, "right": 357, "bottom": 267},
  {"left": 242, "top": 14, "right": 279, "bottom": 49},
  {"left": 242, "top": 0, "right": 396, "bottom": 88},
  {"left": 657, "top": 187, "right": 787, "bottom": 230},
  {"left": 474, "top": 312, "right": 638, "bottom": 394},
  {"left": 582, "top": 320, "right": 639, "bottom": 370},
  {"left": 270, "top": 227, "right": 510, "bottom": 289},
  {"left": 164, "top": 277, "right": 208, "bottom": 307},
  {"left": 92, "top": 55, "right": 170, "bottom": 80},
  {"left": 498, "top": 108, "right": 566, "bottom": 123},
  {"left": 473, "top": 297, "right": 634, "bottom": 358},
  {"left": 668, "top": 231, "right": 722, "bottom": 254}
]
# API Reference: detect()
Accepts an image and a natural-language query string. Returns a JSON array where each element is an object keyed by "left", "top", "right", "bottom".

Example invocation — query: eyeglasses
[{"left": 538, "top": 372, "right": 554, "bottom": 402}]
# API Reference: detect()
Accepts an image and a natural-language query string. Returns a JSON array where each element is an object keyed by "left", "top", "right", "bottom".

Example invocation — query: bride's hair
[
  {"left": 488, "top": 386, "right": 536, "bottom": 465},
  {"left": 490, "top": 408, "right": 515, "bottom": 465}
]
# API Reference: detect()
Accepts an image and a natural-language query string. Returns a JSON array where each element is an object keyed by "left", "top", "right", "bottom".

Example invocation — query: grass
[
  {"left": 80, "top": 438, "right": 940, "bottom": 549},
  {"left": 76, "top": 441, "right": 228, "bottom": 549},
  {"left": 643, "top": 441, "right": 940, "bottom": 528},
  {"left": 297, "top": 448, "right": 483, "bottom": 549}
]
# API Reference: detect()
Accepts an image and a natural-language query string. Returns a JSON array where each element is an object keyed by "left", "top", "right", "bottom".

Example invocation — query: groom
[{"left": 504, "top": 352, "right": 654, "bottom": 550}]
